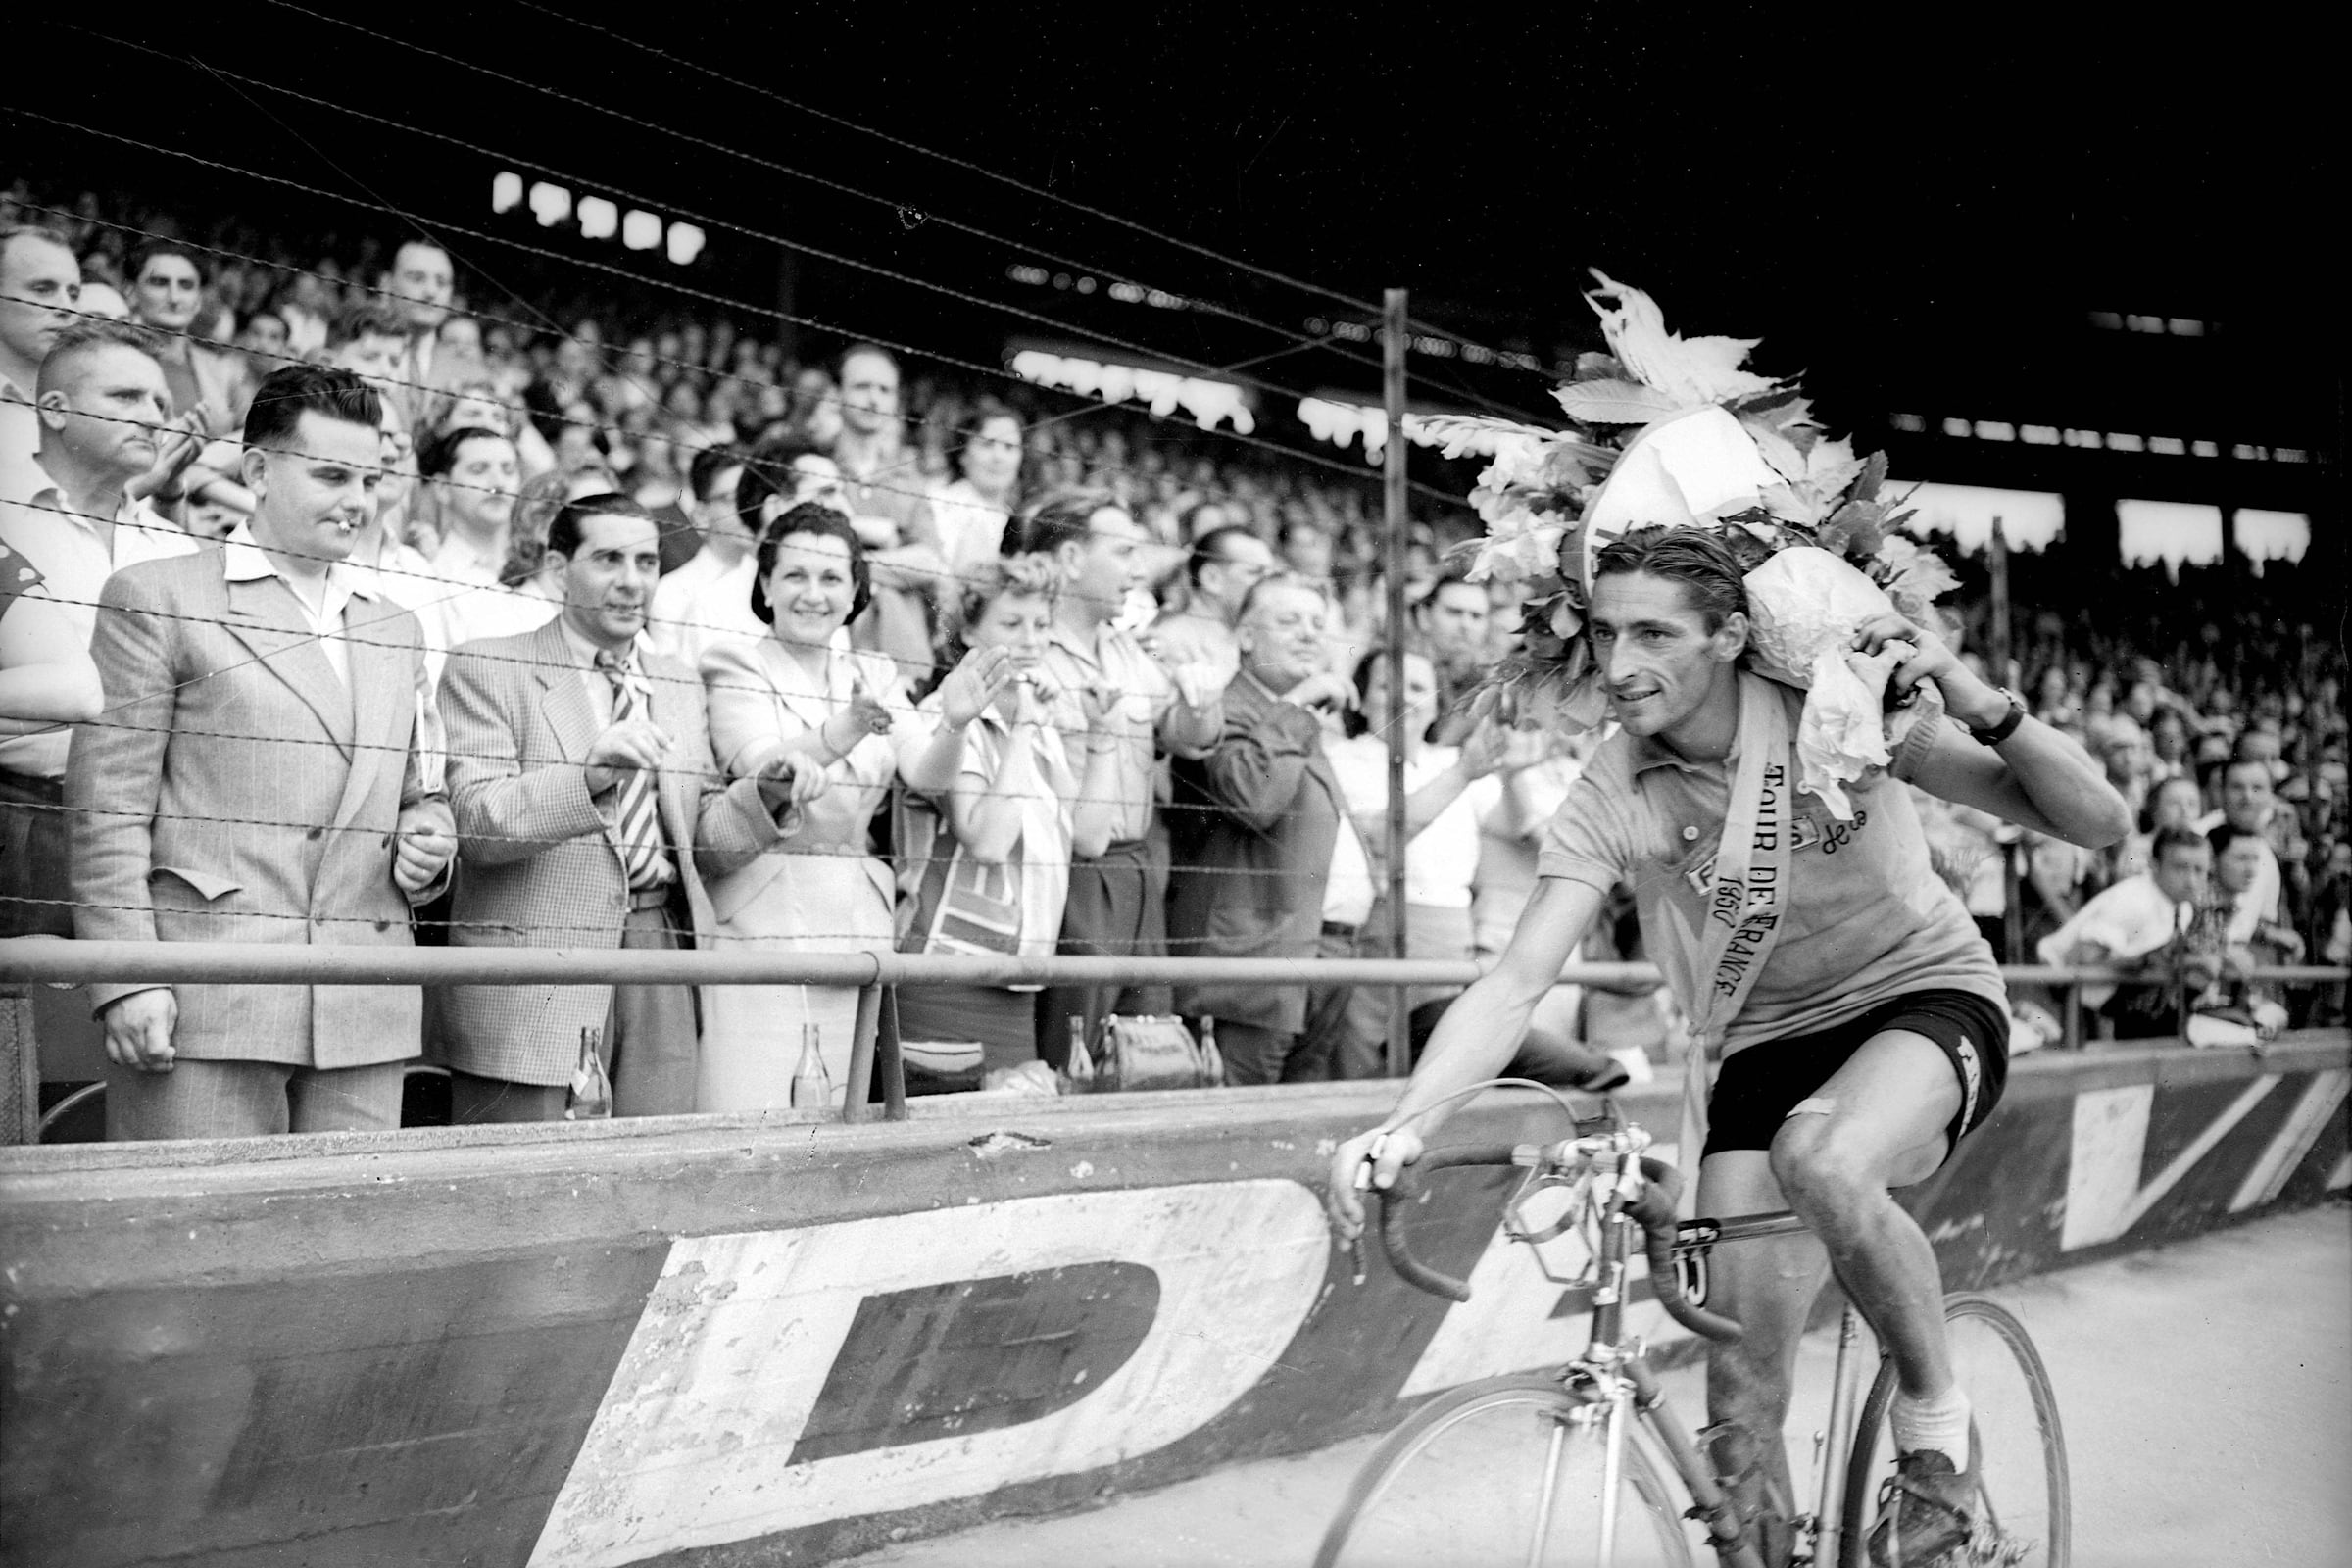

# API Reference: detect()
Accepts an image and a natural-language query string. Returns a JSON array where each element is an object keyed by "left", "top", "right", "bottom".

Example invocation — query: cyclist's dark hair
[
  {"left": 548, "top": 492, "right": 655, "bottom": 561},
  {"left": 1591, "top": 525, "right": 1748, "bottom": 632},
  {"left": 751, "top": 502, "right": 870, "bottom": 626},
  {"left": 243, "top": 363, "right": 380, "bottom": 450}
]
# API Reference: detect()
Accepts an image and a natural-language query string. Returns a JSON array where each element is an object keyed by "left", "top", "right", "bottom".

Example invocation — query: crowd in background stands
[{"left": 1, "top": 190, "right": 2344, "bottom": 1143}]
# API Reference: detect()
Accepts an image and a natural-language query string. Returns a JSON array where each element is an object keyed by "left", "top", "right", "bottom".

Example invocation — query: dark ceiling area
[{"left": 12, "top": 7, "right": 2338, "bottom": 483}]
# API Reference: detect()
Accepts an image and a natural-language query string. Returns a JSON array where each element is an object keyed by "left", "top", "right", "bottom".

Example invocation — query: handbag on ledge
[{"left": 1093, "top": 1014, "right": 1225, "bottom": 1093}]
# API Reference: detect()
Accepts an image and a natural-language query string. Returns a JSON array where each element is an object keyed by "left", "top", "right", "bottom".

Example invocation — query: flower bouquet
[{"left": 1415, "top": 271, "right": 1962, "bottom": 815}]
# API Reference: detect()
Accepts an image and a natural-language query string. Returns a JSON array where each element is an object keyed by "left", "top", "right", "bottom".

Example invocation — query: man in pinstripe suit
[
  {"left": 68, "top": 365, "right": 457, "bottom": 1140},
  {"left": 434, "top": 494, "right": 818, "bottom": 1122}
]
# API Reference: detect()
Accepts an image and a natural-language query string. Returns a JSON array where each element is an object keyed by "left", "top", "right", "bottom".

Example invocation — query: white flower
[
  {"left": 1479, "top": 432, "right": 1550, "bottom": 494},
  {"left": 1465, "top": 504, "right": 1564, "bottom": 583}
]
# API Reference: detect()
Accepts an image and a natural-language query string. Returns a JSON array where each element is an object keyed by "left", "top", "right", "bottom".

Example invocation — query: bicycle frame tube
[
  {"left": 1596, "top": 1380, "right": 1628, "bottom": 1567},
  {"left": 1625, "top": 1359, "right": 1767, "bottom": 1568},
  {"left": 1814, "top": 1305, "right": 1866, "bottom": 1567}
]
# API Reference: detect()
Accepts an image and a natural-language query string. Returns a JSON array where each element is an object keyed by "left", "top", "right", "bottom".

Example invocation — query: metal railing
[{"left": 3, "top": 939, "right": 2343, "bottom": 1127}]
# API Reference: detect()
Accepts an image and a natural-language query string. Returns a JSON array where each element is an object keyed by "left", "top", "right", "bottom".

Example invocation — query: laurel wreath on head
[{"left": 1408, "top": 271, "right": 1960, "bottom": 732}]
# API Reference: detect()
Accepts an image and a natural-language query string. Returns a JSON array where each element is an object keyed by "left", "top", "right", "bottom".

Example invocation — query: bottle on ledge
[
  {"left": 1064, "top": 1014, "right": 1097, "bottom": 1094},
  {"left": 791, "top": 1023, "right": 832, "bottom": 1111},
  {"left": 1199, "top": 1013, "right": 1224, "bottom": 1088}
]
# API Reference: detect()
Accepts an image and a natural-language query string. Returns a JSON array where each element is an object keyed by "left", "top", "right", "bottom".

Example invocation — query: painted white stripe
[
  {"left": 528, "top": 1180, "right": 1328, "bottom": 1568},
  {"left": 2230, "top": 1069, "right": 2350, "bottom": 1213},
  {"left": 2062, "top": 1086, "right": 2153, "bottom": 1251},
  {"left": 2065, "top": 1076, "right": 2282, "bottom": 1250},
  {"left": 2327, "top": 1152, "right": 2352, "bottom": 1193}
]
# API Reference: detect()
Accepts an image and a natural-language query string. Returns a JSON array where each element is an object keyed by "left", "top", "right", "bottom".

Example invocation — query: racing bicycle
[{"left": 1316, "top": 1094, "right": 2069, "bottom": 1568}]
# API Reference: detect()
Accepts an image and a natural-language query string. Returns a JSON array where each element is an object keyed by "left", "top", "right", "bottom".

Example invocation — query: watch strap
[{"left": 1970, "top": 687, "right": 2028, "bottom": 746}]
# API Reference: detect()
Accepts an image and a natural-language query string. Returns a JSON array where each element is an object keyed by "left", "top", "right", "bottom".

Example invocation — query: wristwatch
[{"left": 1967, "top": 687, "right": 2028, "bottom": 747}]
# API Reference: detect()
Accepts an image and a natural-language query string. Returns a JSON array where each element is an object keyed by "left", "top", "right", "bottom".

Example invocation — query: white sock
[{"left": 1890, "top": 1386, "right": 1973, "bottom": 1470}]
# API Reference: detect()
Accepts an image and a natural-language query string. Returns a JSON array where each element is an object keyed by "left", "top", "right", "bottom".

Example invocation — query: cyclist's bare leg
[
  {"left": 1766, "top": 1029, "right": 1961, "bottom": 1402},
  {"left": 1695, "top": 1149, "right": 1830, "bottom": 1507}
]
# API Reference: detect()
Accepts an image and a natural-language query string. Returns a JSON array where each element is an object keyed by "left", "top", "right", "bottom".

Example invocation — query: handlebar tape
[
  {"left": 1370, "top": 1149, "right": 1748, "bottom": 1344},
  {"left": 1629, "top": 1158, "right": 1745, "bottom": 1344},
  {"left": 1373, "top": 1143, "right": 1523, "bottom": 1302}
]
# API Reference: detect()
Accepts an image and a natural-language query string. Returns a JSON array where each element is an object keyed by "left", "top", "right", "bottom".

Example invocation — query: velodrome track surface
[{"left": 859, "top": 1202, "right": 2352, "bottom": 1568}]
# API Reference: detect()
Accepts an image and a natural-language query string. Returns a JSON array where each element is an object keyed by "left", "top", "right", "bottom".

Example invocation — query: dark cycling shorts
[{"left": 1701, "top": 989, "right": 2010, "bottom": 1162}]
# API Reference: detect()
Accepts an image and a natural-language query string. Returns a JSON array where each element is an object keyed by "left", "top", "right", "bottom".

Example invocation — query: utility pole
[{"left": 1383, "top": 289, "right": 1411, "bottom": 1076}]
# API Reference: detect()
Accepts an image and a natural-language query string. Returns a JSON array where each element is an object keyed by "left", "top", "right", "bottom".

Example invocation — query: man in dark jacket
[{"left": 1168, "top": 575, "right": 1371, "bottom": 1082}]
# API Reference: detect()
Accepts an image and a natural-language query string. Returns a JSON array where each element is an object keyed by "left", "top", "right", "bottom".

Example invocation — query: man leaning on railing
[{"left": 66, "top": 365, "right": 456, "bottom": 1140}]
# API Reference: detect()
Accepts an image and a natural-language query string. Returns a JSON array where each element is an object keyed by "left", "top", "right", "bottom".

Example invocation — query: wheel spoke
[{"left": 1317, "top": 1376, "right": 1694, "bottom": 1568}]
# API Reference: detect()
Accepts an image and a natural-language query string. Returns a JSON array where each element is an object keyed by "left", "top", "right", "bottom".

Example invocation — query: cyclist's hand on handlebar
[{"left": 1324, "top": 1124, "right": 1426, "bottom": 1242}]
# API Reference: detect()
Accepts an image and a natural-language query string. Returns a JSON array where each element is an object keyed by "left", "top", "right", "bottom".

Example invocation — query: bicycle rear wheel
[
  {"left": 1838, "top": 1293, "right": 2070, "bottom": 1567},
  {"left": 1316, "top": 1375, "right": 1694, "bottom": 1568}
]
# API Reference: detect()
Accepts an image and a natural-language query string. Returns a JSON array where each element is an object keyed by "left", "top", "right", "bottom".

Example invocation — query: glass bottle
[
  {"left": 1064, "top": 1014, "right": 1097, "bottom": 1093},
  {"left": 791, "top": 1023, "right": 832, "bottom": 1110},
  {"left": 1199, "top": 1013, "right": 1224, "bottom": 1087}
]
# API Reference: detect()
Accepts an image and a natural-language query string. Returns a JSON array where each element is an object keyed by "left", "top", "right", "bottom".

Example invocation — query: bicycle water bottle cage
[{"left": 1502, "top": 1161, "right": 1593, "bottom": 1247}]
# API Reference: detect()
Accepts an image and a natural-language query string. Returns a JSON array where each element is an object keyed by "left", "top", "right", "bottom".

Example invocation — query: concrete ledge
[{"left": 2, "top": 1035, "right": 2343, "bottom": 1567}]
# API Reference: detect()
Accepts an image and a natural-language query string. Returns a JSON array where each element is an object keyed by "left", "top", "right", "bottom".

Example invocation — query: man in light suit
[
  {"left": 68, "top": 364, "right": 457, "bottom": 1140},
  {"left": 435, "top": 494, "right": 815, "bottom": 1121},
  {"left": 1167, "top": 574, "right": 1370, "bottom": 1084}
]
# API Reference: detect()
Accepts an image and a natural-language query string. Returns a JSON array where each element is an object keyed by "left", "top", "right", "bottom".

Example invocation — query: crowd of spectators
[{"left": 1, "top": 186, "right": 2343, "bottom": 1143}]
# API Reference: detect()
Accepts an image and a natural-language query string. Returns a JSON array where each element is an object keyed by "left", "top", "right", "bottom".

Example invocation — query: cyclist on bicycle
[{"left": 1328, "top": 526, "right": 2129, "bottom": 1566}]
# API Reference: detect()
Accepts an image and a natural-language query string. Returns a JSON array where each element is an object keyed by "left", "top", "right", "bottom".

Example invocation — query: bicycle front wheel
[
  {"left": 1839, "top": 1293, "right": 2070, "bottom": 1567},
  {"left": 1316, "top": 1375, "right": 1694, "bottom": 1568}
]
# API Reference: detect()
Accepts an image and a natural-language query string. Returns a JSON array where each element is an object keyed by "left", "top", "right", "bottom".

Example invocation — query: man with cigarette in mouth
[
  {"left": 67, "top": 363, "right": 457, "bottom": 1139},
  {"left": 432, "top": 493, "right": 817, "bottom": 1122}
]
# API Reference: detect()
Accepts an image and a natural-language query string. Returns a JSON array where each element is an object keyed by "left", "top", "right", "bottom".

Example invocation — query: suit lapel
[
  {"left": 532, "top": 622, "right": 600, "bottom": 764},
  {"left": 763, "top": 639, "right": 836, "bottom": 735},
  {"left": 324, "top": 594, "right": 403, "bottom": 839},
  {"left": 220, "top": 575, "right": 354, "bottom": 755}
]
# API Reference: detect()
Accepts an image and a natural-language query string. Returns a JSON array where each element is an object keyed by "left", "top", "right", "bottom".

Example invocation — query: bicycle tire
[
  {"left": 1838, "top": 1293, "right": 2071, "bottom": 1567},
  {"left": 1315, "top": 1375, "right": 1695, "bottom": 1568}
]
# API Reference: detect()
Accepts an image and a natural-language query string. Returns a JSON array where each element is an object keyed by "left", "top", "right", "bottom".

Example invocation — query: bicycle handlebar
[
  {"left": 1374, "top": 1143, "right": 1523, "bottom": 1301},
  {"left": 1373, "top": 1146, "right": 1747, "bottom": 1344}
]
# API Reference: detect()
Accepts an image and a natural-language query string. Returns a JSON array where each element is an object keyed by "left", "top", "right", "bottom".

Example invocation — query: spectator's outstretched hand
[
  {"left": 822, "top": 685, "right": 893, "bottom": 756},
  {"left": 757, "top": 753, "right": 830, "bottom": 810},
  {"left": 1282, "top": 670, "right": 1356, "bottom": 715},
  {"left": 1079, "top": 679, "right": 1121, "bottom": 734},
  {"left": 936, "top": 644, "right": 1015, "bottom": 730},
  {"left": 584, "top": 718, "right": 671, "bottom": 794}
]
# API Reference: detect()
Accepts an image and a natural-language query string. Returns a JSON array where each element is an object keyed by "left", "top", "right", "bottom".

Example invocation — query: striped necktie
[{"left": 594, "top": 649, "right": 666, "bottom": 890}]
